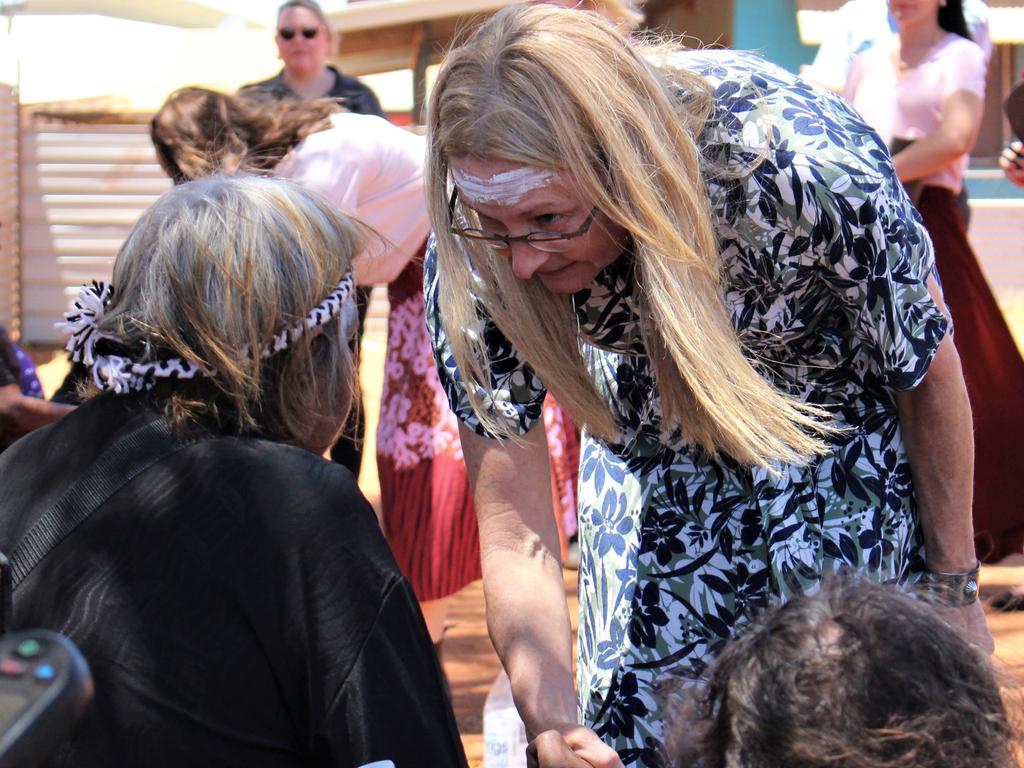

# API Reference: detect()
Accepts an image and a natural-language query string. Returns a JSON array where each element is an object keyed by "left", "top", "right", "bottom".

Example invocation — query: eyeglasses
[
  {"left": 447, "top": 188, "right": 598, "bottom": 253},
  {"left": 278, "top": 26, "right": 320, "bottom": 40}
]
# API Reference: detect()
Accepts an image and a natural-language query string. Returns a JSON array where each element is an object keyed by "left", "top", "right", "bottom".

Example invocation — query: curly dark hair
[{"left": 672, "top": 575, "right": 1021, "bottom": 768}]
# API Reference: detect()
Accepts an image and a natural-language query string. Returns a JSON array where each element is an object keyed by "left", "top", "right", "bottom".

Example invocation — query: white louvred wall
[
  {"left": 0, "top": 84, "right": 18, "bottom": 337},
  {"left": 19, "top": 121, "right": 171, "bottom": 344}
]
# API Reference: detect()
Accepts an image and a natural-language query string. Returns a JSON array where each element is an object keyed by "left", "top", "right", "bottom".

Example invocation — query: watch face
[{"left": 965, "top": 579, "right": 979, "bottom": 599}]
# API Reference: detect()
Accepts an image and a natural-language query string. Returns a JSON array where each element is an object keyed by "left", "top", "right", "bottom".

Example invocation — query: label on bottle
[{"left": 483, "top": 707, "right": 528, "bottom": 768}]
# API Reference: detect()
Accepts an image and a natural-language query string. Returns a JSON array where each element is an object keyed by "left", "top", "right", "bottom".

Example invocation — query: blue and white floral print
[{"left": 426, "top": 49, "right": 947, "bottom": 766}]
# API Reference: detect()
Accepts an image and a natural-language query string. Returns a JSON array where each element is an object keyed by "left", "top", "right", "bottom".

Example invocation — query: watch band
[{"left": 918, "top": 562, "right": 981, "bottom": 607}]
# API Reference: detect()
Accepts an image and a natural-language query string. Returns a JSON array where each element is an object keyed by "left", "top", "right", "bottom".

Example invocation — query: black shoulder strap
[{"left": 8, "top": 415, "right": 197, "bottom": 591}]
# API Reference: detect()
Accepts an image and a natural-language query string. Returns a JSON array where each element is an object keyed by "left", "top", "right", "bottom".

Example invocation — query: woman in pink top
[
  {"left": 150, "top": 89, "right": 482, "bottom": 657},
  {"left": 845, "top": 0, "right": 1024, "bottom": 566}
]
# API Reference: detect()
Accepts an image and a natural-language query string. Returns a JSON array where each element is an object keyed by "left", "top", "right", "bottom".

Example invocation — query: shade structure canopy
[{"left": 0, "top": 0, "right": 265, "bottom": 28}]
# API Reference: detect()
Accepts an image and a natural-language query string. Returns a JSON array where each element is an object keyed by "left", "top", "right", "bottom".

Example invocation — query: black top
[
  {"left": 0, "top": 394, "right": 467, "bottom": 768},
  {"left": 50, "top": 363, "right": 86, "bottom": 405},
  {"left": 240, "top": 66, "right": 386, "bottom": 119}
]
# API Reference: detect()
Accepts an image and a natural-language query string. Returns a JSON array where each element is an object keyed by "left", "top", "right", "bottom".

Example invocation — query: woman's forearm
[
  {"left": 893, "top": 133, "right": 969, "bottom": 184},
  {"left": 892, "top": 90, "right": 982, "bottom": 185},
  {"left": 459, "top": 423, "right": 578, "bottom": 734},
  {"left": 482, "top": 538, "right": 578, "bottom": 733},
  {"left": 0, "top": 386, "right": 75, "bottom": 445},
  {"left": 894, "top": 319, "right": 994, "bottom": 652},
  {"left": 894, "top": 326, "right": 976, "bottom": 570}
]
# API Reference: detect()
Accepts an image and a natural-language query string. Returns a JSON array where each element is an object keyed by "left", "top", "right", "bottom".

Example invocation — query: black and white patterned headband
[{"left": 56, "top": 273, "right": 356, "bottom": 395}]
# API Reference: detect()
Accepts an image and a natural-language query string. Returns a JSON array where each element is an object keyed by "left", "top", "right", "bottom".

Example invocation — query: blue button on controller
[{"left": 33, "top": 664, "right": 55, "bottom": 682}]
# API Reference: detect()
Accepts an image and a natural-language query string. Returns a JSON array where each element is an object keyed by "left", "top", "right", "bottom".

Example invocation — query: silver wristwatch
[{"left": 918, "top": 562, "right": 981, "bottom": 607}]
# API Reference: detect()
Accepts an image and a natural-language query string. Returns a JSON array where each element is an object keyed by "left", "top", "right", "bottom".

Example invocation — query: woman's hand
[
  {"left": 998, "top": 141, "right": 1024, "bottom": 188},
  {"left": 935, "top": 600, "right": 995, "bottom": 654},
  {"left": 527, "top": 726, "right": 624, "bottom": 768}
]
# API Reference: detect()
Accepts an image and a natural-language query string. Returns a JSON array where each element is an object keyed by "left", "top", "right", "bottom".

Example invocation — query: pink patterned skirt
[{"left": 378, "top": 256, "right": 580, "bottom": 601}]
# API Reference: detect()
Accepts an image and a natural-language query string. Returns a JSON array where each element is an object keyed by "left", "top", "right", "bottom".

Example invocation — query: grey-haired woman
[{"left": 0, "top": 176, "right": 466, "bottom": 768}]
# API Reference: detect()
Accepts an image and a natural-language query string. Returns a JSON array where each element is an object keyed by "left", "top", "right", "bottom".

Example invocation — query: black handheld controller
[{"left": 0, "top": 630, "right": 92, "bottom": 768}]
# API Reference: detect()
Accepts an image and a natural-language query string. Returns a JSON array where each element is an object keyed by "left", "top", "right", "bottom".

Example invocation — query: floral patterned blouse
[{"left": 426, "top": 49, "right": 947, "bottom": 766}]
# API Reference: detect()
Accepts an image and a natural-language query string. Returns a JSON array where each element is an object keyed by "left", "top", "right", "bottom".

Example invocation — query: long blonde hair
[
  {"left": 97, "top": 176, "right": 362, "bottom": 453},
  {"left": 427, "top": 5, "right": 829, "bottom": 467}
]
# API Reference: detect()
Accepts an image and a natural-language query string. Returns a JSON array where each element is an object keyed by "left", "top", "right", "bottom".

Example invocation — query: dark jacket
[
  {"left": 0, "top": 394, "right": 467, "bottom": 768},
  {"left": 240, "top": 66, "right": 385, "bottom": 119}
]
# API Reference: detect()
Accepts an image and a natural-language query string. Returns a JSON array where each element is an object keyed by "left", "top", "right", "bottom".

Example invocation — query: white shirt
[{"left": 275, "top": 112, "right": 429, "bottom": 285}]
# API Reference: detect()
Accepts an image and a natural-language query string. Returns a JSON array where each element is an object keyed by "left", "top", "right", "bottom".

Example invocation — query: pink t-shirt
[
  {"left": 844, "top": 32, "right": 986, "bottom": 192},
  {"left": 274, "top": 112, "right": 429, "bottom": 285}
]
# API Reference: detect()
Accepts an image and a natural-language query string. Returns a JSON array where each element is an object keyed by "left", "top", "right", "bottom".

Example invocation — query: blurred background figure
[
  {"left": 844, "top": 0, "right": 1024, "bottom": 566},
  {"left": 0, "top": 176, "right": 467, "bottom": 767},
  {"left": 670, "top": 577, "right": 1022, "bottom": 768},
  {"left": 242, "top": 0, "right": 387, "bottom": 480},
  {"left": 803, "top": 0, "right": 991, "bottom": 94},
  {"left": 241, "top": 0, "right": 385, "bottom": 116},
  {"left": 0, "top": 323, "right": 73, "bottom": 451},
  {"left": 1000, "top": 138, "right": 1024, "bottom": 186},
  {"left": 805, "top": 0, "right": 990, "bottom": 227}
]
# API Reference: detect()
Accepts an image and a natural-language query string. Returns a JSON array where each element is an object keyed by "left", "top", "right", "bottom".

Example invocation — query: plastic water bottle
[{"left": 483, "top": 669, "right": 528, "bottom": 768}]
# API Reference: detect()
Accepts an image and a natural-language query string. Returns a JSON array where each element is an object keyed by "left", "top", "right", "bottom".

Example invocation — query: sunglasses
[{"left": 278, "top": 26, "right": 320, "bottom": 40}]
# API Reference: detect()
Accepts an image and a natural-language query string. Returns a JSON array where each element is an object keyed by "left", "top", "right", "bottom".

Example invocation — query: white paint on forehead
[{"left": 451, "top": 165, "right": 558, "bottom": 206}]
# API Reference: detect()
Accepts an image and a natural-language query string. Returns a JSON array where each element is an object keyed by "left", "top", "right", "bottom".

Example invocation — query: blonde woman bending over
[{"left": 425, "top": 6, "right": 990, "bottom": 766}]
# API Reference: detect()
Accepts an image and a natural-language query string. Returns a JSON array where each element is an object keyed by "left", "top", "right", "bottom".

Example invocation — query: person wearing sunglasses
[
  {"left": 242, "top": 0, "right": 384, "bottom": 117},
  {"left": 426, "top": 6, "right": 992, "bottom": 767}
]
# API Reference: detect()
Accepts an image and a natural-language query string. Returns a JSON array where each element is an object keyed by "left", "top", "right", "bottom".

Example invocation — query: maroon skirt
[
  {"left": 376, "top": 257, "right": 479, "bottom": 602},
  {"left": 917, "top": 186, "right": 1024, "bottom": 562}
]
